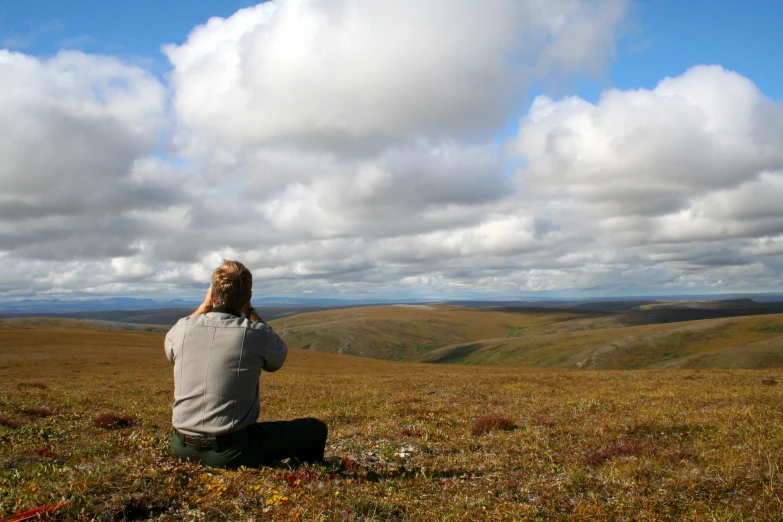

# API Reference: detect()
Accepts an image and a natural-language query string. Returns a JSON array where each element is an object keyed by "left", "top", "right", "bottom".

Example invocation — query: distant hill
[
  {"left": 564, "top": 301, "right": 661, "bottom": 313},
  {"left": 272, "top": 305, "right": 591, "bottom": 360},
  {"left": 0, "top": 297, "right": 195, "bottom": 314},
  {"left": 636, "top": 298, "right": 766, "bottom": 310},
  {"left": 615, "top": 299, "right": 783, "bottom": 326},
  {"left": 3, "top": 292, "right": 782, "bottom": 315},
  {"left": 0, "top": 308, "right": 196, "bottom": 326},
  {"left": 269, "top": 301, "right": 783, "bottom": 369},
  {"left": 4, "top": 298, "right": 782, "bottom": 370},
  {"left": 0, "top": 296, "right": 414, "bottom": 314},
  {"left": 0, "top": 305, "right": 363, "bottom": 326},
  {"left": 419, "top": 313, "right": 783, "bottom": 369}
]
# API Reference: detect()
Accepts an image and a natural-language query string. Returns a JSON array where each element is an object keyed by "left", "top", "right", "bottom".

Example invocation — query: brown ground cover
[{"left": 1, "top": 319, "right": 782, "bottom": 520}]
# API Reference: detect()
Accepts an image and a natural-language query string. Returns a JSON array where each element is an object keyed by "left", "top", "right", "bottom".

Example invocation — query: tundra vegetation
[
  {"left": 1, "top": 313, "right": 782, "bottom": 521},
  {"left": 276, "top": 305, "right": 783, "bottom": 369}
]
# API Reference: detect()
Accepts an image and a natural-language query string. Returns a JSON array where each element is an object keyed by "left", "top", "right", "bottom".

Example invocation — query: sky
[{"left": 0, "top": 0, "right": 782, "bottom": 302}]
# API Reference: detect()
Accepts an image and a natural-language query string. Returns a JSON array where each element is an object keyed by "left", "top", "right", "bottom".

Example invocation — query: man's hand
[
  {"left": 246, "top": 305, "right": 265, "bottom": 324},
  {"left": 189, "top": 286, "right": 214, "bottom": 317}
]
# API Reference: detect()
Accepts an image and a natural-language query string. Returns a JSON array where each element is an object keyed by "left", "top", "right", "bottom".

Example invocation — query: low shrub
[
  {"left": 341, "top": 456, "right": 362, "bottom": 472},
  {"left": 18, "top": 407, "right": 54, "bottom": 418},
  {"left": 471, "top": 414, "right": 516, "bottom": 436},
  {"left": 94, "top": 413, "right": 134, "bottom": 429},
  {"left": 17, "top": 381, "right": 49, "bottom": 390},
  {"left": 410, "top": 407, "right": 445, "bottom": 420},
  {"left": 663, "top": 448, "right": 697, "bottom": 463},
  {"left": 390, "top": 396, "right": 418, "bottom": 405},
  {"left": 37, "top": 447, "right": 57, "bottom": 458},
  {"left": 584, "top": 439, "right": 649, "bottom": 466},
  {"left": 0, "top": 415, "right": 19, "bottom": 428},
  {"left": 279, "top": 469, "right": 325, "bottom": 488}
]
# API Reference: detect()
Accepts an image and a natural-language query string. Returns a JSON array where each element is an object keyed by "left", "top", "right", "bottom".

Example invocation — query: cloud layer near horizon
[{"left": 1, "top": 0, "right": 782, "bottom": 300}]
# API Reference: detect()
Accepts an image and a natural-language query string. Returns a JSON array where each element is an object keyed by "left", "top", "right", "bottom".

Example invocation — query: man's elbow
[
  {"left": 263, "top": 339, "right": 288, "bottom": 372},
  {"left": 263, "top": 357, "right": 286, "bottom": 372},
  {"left": 164, "top": 339, "right": 174, "bottom": 363}
]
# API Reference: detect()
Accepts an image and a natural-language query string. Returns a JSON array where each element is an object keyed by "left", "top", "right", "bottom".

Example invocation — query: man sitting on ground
[{"left": 165, "top": 259, "right": 328, "bottom": 468}]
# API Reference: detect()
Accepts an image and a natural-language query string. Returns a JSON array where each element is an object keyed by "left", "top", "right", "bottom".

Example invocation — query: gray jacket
[{"left": 165, "top": 309, "right": 287, "bottom": 436}]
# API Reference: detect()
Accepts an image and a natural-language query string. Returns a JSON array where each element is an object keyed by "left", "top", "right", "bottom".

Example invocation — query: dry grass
[{"left": 1, "top": 319, "right": 783, "bottom": 520}]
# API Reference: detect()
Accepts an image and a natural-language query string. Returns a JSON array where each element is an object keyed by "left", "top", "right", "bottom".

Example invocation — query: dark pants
[{"left": 170, "top": 418, "right": 328, "bottom": 469}]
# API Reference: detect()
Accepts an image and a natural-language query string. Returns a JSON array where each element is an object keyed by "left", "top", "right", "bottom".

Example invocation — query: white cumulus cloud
[
  {"left": 507, "top": 65, "right": 783, "bottom": 292},
  {"left": 166, "top": 0, "right": 626, "bottom": 154},
  {"left": 0, "top": 50, "right": 172, "bottom": 260},
  {"left": 2, "top": 1, "right": 783, "bottom": 300}
]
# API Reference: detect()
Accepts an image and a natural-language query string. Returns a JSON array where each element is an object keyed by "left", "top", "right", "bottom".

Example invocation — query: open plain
[{"left": 1, "top": 313, "right": 783, "bottom": 520}]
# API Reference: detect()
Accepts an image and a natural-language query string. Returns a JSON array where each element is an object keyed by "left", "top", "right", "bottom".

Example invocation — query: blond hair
[{"left": 211, "top": 260, "right": 252, "bottom": 311}]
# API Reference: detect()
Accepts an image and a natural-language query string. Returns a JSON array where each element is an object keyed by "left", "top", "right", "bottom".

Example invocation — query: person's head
[{"left": 211, "top": 260, "right": 252, "bottom": 311}]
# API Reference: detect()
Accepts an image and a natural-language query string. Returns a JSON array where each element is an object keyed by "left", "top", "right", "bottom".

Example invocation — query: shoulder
[
  {"left": 167, "top": 315, "right": 198, "bottom": 331},
  {"left": 173, "top": 313, "right": 233, "bottom": 328},
  {"left": 244, "top": 320, "right": 283, "bottom": 347},
  {"left": 166, "top": 314, "right": 213, "bottom": 337},
  {"left": 247, "top": 320, "right": 275, "bottom": 332},
  {"left": 174, "top": 316, "right": 194, "bottom": 326}
]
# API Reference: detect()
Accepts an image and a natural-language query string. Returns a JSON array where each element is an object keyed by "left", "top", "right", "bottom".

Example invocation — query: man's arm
[
  {"left": 247, "top": 306, "right": 265, "bottom": 324},
  {"left": 242, "top": 301, "right": 286, "bottom": 370},
  {"left": 261, "top": 328, "right": 287, "bottom": 372},
  {"left": 167, "top": 286, "right": 210, "bottom": 361},
  {"left": 247, "top": 319, "right": 287, "bottom": 372},
  {"left": 189, "top": 286, "right": 213, "bottom": 317},
  {"left": 164, "top": 326, "right": 178, "bottom": 363}
]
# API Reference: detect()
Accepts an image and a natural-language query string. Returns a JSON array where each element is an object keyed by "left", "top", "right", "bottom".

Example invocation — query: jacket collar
[{"left": 210, "top": 306, "right": 242, "bottom": 318}]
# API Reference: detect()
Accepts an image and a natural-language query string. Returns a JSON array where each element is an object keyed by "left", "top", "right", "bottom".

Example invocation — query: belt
[{"left": 174, "top": 427, "right": 247, "bottom": 452}]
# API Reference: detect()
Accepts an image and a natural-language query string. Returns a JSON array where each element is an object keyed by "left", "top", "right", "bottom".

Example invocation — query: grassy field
[
  {"left": 271, "top": 305, "right": 783, "bottom": 369},
  {"left": 2, "top": 319, "right": 783, "bottom": 520}
]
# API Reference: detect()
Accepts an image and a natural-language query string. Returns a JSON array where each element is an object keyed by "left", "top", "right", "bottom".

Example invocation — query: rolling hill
[
  {"left": 5, "top": 298, "right": 781, "bottom": 370},
  {"left": 419, "top": 313, "right": 783, "bottom": 369},
  {"left": 270, "top": 304, "right": 590, "bottom": 361},
  {"left": 269, "top": 303, "right": 783, "bottom": 369}
]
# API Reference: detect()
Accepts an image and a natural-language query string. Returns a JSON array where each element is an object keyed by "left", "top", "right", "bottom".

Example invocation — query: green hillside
[
  {"left": 271, "top": 305, "right": 589, "bottom": 360},
  {"left": 420, "top": 314, "right": 783, "bottom": 369},
  {"left": 271, "top": 306, "right": 783, "bottom": 369}
]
